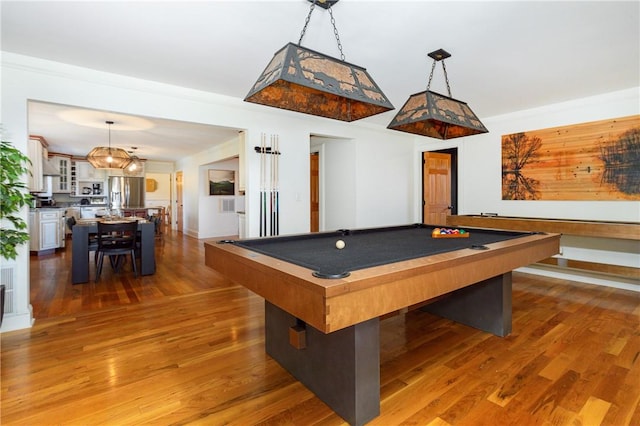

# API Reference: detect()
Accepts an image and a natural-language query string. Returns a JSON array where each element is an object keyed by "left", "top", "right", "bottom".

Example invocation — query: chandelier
[
  {"left": 86, "top": 121, "right": 132, "bottom": 169},
  {"left": 124, "top": 149, "right": 144, "bottom": 176}
]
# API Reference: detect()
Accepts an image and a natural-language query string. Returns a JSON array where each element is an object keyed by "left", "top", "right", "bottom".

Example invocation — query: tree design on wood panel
[
  {"left": 599, "top": 127, "right": 640, "bottom": 195},
  {"left": 501, "top": 132, "right": 542, "bottom": 200}
]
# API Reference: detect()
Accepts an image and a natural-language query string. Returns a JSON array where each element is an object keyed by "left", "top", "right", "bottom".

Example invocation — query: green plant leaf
[{"left": 1, "top": 139, "right": 33, "bottom": 259}]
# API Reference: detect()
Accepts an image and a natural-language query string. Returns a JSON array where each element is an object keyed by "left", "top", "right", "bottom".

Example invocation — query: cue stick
[
  {"left": 274, "top": 135, "right": 278, "bottom": 235},
  {"left": 259, "top": 133, "right": 262, "bottom": 237},
  {"left": 260, "top": 133, "right": 265, "bottom": 237},
  {"left": 269, "top": 134, "right": 272, "bottom": 236},
  {"left": 263, "top": 134, "right": 268, "bottom": 237},
  {"left": 271, "top": 134, "right": 276, "bottom": 236},
  {"left": 275, "top": 135, "right": 279, "bottom": 235}
]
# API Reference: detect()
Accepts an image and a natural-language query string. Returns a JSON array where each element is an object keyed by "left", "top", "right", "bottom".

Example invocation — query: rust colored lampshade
[
  {"left": 387, "top": 90, "right": 488, "bottom": 139},
  {"left": 245, "top": 43, "right": 394, "bottom": 122}
]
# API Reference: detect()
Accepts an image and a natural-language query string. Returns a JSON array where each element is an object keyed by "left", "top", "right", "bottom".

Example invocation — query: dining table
[{"left": 71, "top": 218, "right": 156, "bottom": 284}]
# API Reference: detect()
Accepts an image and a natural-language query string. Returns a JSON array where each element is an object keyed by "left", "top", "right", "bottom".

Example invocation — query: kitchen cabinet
[
  {"left": 71, "top": 160, "right": 107, "bottom": 197},
  {"left": 39, "top": 211, "right": 60, "bottom": 250},
  {"left": 28, "top": 138, "right": 45, "bottom": 192},
  {"left": 29, "top": 211, "right": 37, "bottom": 251},
  {"left": 76, "top": 160, "right": 106, "bottom": 181},
  {"left": 50, "top": 155, "right": 72, "bottom": 193},
  {"left": 29, "top": 209, "right": 62, "bottom": 253},
  {"left": 76, "top": 181, "right": 106, "bottom": 197}
]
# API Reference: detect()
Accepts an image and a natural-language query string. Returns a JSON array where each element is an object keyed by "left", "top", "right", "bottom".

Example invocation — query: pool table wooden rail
[{"left": 204, "top": 232, "right": 560, "bottom": 334}]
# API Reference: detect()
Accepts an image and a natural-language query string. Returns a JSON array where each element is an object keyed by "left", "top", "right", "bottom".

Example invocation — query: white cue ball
[{"left": 335, "top": 240, "right": 346, "bottom": 250}]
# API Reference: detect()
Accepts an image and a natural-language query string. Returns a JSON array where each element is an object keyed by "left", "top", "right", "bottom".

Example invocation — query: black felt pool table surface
[{"left": 231, "top": 224, "right": 529, "bottom": 278}]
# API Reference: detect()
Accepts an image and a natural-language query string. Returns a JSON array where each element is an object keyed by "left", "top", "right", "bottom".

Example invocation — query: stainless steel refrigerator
[{"left": 109, "top": 176, "right": 145, "bottom": 210}]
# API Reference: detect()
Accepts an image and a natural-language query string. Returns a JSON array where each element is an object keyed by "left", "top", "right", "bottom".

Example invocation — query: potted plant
[{"left": 1, "top": 138, "right": 34, "bottom": 325}]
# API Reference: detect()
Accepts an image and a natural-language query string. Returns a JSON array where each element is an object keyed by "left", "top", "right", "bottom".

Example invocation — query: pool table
[{"left": 204, "top": 224, "right": 560, "bottom": 425}]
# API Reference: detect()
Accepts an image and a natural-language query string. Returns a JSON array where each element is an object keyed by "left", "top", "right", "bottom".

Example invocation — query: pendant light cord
[
  {"left": 298, "top": 0, "right": 345, "bottom": 61},
  {"left": 106, "top": 120, "right": 114, "bottom": 154},
  {"left": 426, "top": 58, "right": 452, "bottom": 97},
  {"left": 298, "top": 1, "right": 316, "bottom": 45}
]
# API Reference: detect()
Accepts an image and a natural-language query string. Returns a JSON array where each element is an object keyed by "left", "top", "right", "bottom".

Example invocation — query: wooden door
[
  {"left": 423, "top": 152, "right": 451, "bottom": 225},
  {"left": 176, "top": 171, "right": 183, "bottom": 233},
  {"left": 310, "top": 152, "right": 319, "bottom": 232}
]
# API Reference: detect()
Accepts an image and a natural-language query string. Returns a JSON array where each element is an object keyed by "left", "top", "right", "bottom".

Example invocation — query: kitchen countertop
[{"left": 30, "top": 207, "right": 65, "bottom": 211}]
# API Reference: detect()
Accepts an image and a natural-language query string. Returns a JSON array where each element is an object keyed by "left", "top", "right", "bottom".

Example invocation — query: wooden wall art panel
[{"left": 501, "top": 115, "right": 640, "bottom": 200}]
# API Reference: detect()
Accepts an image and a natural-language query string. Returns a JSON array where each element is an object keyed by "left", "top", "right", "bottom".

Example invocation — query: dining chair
[
  {"left": 67, "top": 216, "right": 99, "bottom": 253},
  {"left": 146, "top": 214, "right": 163, "bottom": 239},
  {"left": 95, "top": 221, "right": 138, "bottom": 281}
]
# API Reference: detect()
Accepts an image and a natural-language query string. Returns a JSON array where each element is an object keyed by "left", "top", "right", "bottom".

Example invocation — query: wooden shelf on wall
[
  {"left": 446, "top": 215, "right": 639, "bottom": 284},
  {"left": 446, "top": 215, "right": 640, "bottom": 241}
]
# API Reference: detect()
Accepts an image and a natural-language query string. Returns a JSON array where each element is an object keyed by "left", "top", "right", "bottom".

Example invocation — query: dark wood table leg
[
  {"left": 422, "top": 272, "right": 512, "bottom": 337},
  {"left": 265, "top": 301, "right": 380, "bottom": 426},
  {"left": 139, "top": 223, "right": 155, "bottom": 275},
  {"left": 71, "top": 226, "right": 89, "bottom": 284}
]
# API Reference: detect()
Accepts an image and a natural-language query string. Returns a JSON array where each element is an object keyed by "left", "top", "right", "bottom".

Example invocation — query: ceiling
[{"left": 2, "top": 1, "right": 639, "bottom": 162}]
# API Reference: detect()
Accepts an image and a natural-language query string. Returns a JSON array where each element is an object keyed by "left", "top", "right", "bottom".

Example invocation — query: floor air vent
[{"left": 1, "top": 264, "right": 16, "bottom": 317}]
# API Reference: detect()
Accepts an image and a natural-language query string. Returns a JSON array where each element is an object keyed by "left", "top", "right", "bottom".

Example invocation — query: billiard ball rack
[{"left": 432, "top": 227, "right": 469, "bottom": 238}]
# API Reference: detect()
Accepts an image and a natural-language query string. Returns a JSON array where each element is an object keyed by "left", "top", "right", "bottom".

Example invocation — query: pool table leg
[
  {"left": 265, "top": 301, "right": 380, "bottom": 426},
  {"left": 421, "top": 272, "right": 512, "bottom": 337}
]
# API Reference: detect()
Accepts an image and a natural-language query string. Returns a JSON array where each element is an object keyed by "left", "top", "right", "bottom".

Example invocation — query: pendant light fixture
[
  {"left": 86, "top": 121, "right": 132, "bottom": 169},
  {"left": 124, "top": 147, "right": 144, "bottom": 176},
  {"left": 388, "top": 49, "right": 488, "bottom": 139},
  {"left": 244, "top": 0, "right": 393, "bottom": 122}
]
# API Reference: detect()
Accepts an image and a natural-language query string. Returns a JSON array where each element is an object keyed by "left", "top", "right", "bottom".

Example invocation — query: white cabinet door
[
  {"left": 28, "top": 138, "right": 44, "bottom": 192},
  {"left": 38, "top": 211, "right": 60, "bottom": 250},
  {"left": 76, "top": 161, "right": 106, "bottom": 181},
  {"left": 39, "top": 220, "right": 59, "bottom": 250},
  {"left": 51, "top": 156, "right": 71, "bottom": 193},
  {"left": 29, "top": 211, "right": 38, "bottom": 251}
]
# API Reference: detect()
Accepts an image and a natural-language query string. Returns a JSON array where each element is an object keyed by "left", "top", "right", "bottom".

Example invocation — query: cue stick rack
[{"left": 256, "top": 133, "right": 281, "bottom": 237}]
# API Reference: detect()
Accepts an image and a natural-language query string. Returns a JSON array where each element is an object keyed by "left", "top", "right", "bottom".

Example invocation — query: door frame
[
  {"left": 175, "top": 171, "right": 183, "bottom": 233},
  {"left": 310, "top": 137, "right": 326, "bottom": 232},
  {"left": 414, "top": 143, "right": 461, "bottom": 223}
]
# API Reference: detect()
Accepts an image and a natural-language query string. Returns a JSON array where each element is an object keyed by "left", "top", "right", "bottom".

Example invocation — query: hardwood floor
[{"left": 2, "top": 230, "right": 639, "bottom": 425}]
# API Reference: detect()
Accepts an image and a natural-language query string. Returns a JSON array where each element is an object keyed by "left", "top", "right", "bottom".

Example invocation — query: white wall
[
  {"left": 355, "top": 129, "right": 415, "bottom": 228},
  {"left": 145, "top": 172, "right": 171, "bottom": 208},
  {"left": 312, "top": 136, "right": 357, "bottom": 231},
  {"left": 198, "top": 158, "right": 241, "bottom": 239}
]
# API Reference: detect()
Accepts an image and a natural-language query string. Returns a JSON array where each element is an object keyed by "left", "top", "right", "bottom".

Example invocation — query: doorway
[
  {"left": 176, "top": 171, "right": 183, "bottom": 233},
  {"left": 422, "top": 148, "right": 458, "bottom": 225},
  {"left": 310, "top": 152, "right": 319, "bottom": 232}
]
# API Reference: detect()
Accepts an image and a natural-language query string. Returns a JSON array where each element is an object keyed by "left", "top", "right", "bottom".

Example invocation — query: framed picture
[
  {"left": 501, "top": 115, "right": 640, "bottom": 201},
  {"left": 208, "top": 170, "right": 235, "bottom": 196}
]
